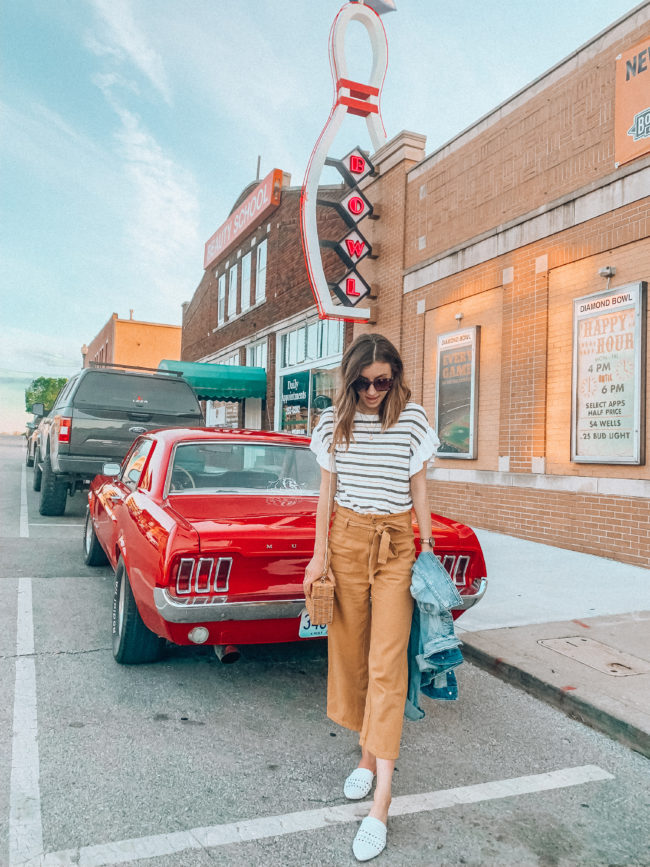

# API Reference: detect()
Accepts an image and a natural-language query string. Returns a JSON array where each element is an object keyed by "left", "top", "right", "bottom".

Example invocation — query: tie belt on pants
[{"left": 333, "top": 506, "right": 412, "bottom": 585}]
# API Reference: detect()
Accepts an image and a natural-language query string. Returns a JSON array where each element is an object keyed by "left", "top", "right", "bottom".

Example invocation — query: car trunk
[
  {"left": 166, "top": 494, "right": 485, "bottom": 600},
  {"left": 167, "top": 493, "right": 318, "bottom": 598}
]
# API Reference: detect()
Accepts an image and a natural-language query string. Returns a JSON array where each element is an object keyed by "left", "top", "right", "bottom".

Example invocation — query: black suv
[{"left": 33, "top": 365, "right": 203, "bottom": 516}]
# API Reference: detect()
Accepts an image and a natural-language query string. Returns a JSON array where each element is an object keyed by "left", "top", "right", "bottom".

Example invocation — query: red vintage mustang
[{"left": 84, "top": 428, "right": 487, "bottom": 664}]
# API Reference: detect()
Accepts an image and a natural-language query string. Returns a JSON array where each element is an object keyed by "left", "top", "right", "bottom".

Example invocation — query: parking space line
[
  {"left": 9, "top": 578, "right": 43, "bottom": 866},
  {"left": 20, "top": 464, "right": 29, "bottom": 538},
  {"left": 43, "top": 765, "right": 612, "bottom": 866},
  {"left": 28, "top": 523, "right": 85, "bottom": 528}
]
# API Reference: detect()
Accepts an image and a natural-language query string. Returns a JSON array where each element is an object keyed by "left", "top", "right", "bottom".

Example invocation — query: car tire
[
  {"left": 26, "top": 444, "right": 34, "bottom": 467},
  {"left": 39, "top": 452, "right": 68, "bottom": 516},
  {"left": 83, "top": 509, "right": 108, "bottom": 566},
  {"left": 112, "top": 558, "right": 164, "bottom": 665},
  {"left": 32, "top": 451, "right": 42, "bottom": 491}
]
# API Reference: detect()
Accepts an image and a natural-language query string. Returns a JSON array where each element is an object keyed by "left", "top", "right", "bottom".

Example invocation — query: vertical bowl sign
[{"left": 300, "top": 1, "right": 393, "bottom": 321}]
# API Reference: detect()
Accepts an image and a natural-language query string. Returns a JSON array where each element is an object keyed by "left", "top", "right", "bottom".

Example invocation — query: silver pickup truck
[{"left": 33, "top": 365, "right": 203, "bottom": 516}]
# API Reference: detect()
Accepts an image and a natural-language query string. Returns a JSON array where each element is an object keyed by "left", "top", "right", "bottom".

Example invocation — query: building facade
[
  {"left": 181, "top": 175, "right": 353, "bottom": 434},
  {"left": 82, "top": 312, "right": 182, "bottom": 370},
  {"left": 182, "top": 5, "right": 650, "bottom": 567}
]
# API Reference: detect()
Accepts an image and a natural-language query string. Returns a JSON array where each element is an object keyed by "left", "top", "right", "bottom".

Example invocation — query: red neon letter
[
  {"left": 347, "top": 196, "right": 365, "bottom": 215},
  {"left": 350, "top": 155, "right": 366, "bottom": 174},
  {"left": 346, "top": 278, "right": 361, "bottom": 297},
  {"left": 345, "top": 238, "right": 366, "bottom": 258}
]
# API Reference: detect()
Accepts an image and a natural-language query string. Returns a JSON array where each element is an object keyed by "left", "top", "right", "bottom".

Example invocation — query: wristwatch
[{"left": 421, "top": 537, "right": 435, "bottom": 549}]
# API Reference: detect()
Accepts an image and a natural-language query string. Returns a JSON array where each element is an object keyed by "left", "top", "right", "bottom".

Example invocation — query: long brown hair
[{"left": 332, "top": 333, "right": 411, "bottom": 450}]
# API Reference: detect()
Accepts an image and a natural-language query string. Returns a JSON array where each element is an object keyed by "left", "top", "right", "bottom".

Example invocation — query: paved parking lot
[{"left": 2, "top": 435, "right": 649, "bottom": 866}]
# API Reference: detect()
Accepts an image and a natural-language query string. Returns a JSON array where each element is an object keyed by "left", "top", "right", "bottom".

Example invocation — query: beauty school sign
[{"left": 204, "top": 169, "right": 283, "bottom": 270}]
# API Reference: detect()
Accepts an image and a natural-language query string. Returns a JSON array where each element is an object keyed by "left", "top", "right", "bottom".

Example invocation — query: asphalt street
[{"left": 1, "top": 434, "right": 649, "bottom": 867}]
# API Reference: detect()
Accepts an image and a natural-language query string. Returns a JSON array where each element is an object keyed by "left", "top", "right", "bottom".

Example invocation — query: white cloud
[
  {"left": 89, "top": 0, "right": 172, "bottom": 104},
  {"left": 105, "top": 104, "right": 201, "bottom": 314},
  {"left": 0, "top": 327, "right": 81, "bottom": 378}
]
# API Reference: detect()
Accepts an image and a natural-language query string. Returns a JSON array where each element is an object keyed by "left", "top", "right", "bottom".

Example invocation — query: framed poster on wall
[
  {"left": 571, "top": 281, "right": 646, "bottom": 464},
  {"left": 435, "top": 327, "right": 480, "bottom": 459}
]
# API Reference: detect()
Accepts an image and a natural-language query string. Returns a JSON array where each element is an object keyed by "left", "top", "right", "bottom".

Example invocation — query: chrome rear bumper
[
  {"left": 154, "top": 588, "right": 306, "bottom": 624},
  {"left": 453, "top": 578, "right": 487, "bottom": 611},
  {"left": 154, "top": 577, "right": 487, "bottom": 624}
]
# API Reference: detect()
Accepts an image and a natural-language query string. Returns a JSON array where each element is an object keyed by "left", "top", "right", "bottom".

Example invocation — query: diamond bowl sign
[{"left": 571, "top": 282, "right": 647, "bottom": 464}]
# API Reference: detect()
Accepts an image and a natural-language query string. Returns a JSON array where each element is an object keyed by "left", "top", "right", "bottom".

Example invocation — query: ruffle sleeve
[
  {"left": 309, "top": 410, "right": 335, "bottom": 471},
  {"left": 409, "top": 408, "right": 440, "bottom": 476}
]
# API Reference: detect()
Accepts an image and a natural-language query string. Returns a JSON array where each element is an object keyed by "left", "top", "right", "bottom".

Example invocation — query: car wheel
[
  {"left": 112, "top": 558, "right": 164, "bottom": 665},
  {"left": 32, "top": 453, "right": 42, "bottom": 491},
  {"left": 39, "top": 452, "right": 68, "bottom": 516},
  {"left": 83, "top": 509, "right": 108, "bottom": 566},
  {"left": 26, "top": 444, "right": 34, "bottom": 467}
]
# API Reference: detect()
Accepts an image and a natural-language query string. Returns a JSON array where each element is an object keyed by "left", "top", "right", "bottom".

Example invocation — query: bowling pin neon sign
[{"left": 300, "top": 1, "right": 393, "bottom": 321}]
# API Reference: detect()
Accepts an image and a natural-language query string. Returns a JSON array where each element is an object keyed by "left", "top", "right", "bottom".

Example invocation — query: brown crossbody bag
[{"left": 305, "top": 436, "right": 336, "bottom": 626}]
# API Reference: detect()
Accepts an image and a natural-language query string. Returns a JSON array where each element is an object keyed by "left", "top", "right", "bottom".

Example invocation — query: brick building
[
  {"left": 82, "top": 312, "right": 182, "bottom": 369},
  {"left": 181, "top": 174, "right": 353, "bottom": 433},
  {"left": 182, "top": 5, "right": 650, "bottom": 566}
]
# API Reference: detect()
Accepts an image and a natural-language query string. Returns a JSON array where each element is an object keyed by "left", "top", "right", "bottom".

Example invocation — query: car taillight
[
  {"left": 58, "top": 417, "right": 72, "bottom": 444},
  {"left": 172, "top": 556, "right": 232, "bottom": 595},
  {"left": 436, "top": 553, "right": 471, "bottom": 587},
  {"left": 176, "top": 559, "right": 194, "bottom": 594},
  {"left": 215, "top": 557, "right": 232, "bottom": 591}
]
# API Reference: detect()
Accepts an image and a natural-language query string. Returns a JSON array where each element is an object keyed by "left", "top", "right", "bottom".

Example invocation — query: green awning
[{"left": 158, "top": 359, "right": 266, "bottom": 402}]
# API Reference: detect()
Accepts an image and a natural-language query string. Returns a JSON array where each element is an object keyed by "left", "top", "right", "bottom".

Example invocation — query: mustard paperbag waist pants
[{"left": 327, "top": 505, "right": 416, "bottom": 761}]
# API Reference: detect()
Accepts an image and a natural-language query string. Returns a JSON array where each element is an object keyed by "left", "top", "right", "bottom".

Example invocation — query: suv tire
[
  {"left": 39, "top": 452, "right": 68, "bottom": 516},
  {"left": 32, "top": 454, "right": 42, "bottom": 492},
  {"left": 25, "top": 444, "right": 34, "bottom": 468},
  {"left": 83, "top": 510, "right": 108, "bottom": 566},
  {"left": 112, "top": 558, "right": 164, "bottom": 664}
]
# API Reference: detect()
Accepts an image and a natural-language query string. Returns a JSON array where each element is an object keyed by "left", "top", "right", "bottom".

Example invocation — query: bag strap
[{"left": 321, "top": 415, "right": 337, "bottom": 580}]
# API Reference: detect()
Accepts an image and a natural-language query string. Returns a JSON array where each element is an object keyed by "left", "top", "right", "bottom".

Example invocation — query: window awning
[{"left": 158, "top": 360, "right": 266, "bottom": 402}]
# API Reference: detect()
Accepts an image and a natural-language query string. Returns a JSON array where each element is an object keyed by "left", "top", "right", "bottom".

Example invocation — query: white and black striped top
[{"left": 309, "top": 402, "right": 440, "bottom": 515}]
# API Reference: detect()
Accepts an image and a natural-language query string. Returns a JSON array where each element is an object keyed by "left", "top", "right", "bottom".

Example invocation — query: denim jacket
[{"left": 404, "top": 552, "right": 464, "bottom": 720}]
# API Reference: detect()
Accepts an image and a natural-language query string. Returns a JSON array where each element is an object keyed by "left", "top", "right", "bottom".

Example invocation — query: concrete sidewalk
[{"left": 456, "top": 530, "right": 650, "bottom": 758}]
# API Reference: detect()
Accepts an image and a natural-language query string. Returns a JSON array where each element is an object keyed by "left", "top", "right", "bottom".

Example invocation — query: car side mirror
[
  {"left": 127, "top": 468, "right": 141, "bottom": 484},
  {"left": 32, "top": 403, "right": 45, "bottom": 417},
  {"left": 102, "top": 462, "right": 121, "bottom": 477}
]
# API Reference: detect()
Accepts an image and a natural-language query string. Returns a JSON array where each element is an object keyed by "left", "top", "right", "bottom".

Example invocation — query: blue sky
[{"left": 0, "top": 0, "right": 641, "bottom": 432}]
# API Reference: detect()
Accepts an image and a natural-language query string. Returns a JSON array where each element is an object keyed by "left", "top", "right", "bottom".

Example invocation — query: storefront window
[
  {"left": 310, "top": 369, "right": 337, "bottom": 431},
  {"left": 307, "top": 321, "right": 318, "bottom": 359},
  {"left": 246, "top": 339, "right": 267, "bottom": 369},
  {"left": 276, "top": 318, "right": 343, "bottom": 434}
]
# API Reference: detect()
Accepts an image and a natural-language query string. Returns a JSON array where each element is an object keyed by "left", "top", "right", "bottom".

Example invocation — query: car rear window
[
  {"left": 74, "top": 372, "right": 200, "bottom": 415},
  {"left": 169, "top": 442, "right": 321, "bottom": 494}
]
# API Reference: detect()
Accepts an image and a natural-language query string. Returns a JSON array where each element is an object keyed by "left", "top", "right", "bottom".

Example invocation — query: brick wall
[
  {"left": 428, "top": 479, "right": 650, "bottom": 568},
  {"left": 405, "top": 19, "right": 650, "bottom": 270},
  {"left": 181, "top": 187, "right": 346, "bottom": 363},
  {"left": 396, "top": 9, "right": 650, "bottom": 564}
]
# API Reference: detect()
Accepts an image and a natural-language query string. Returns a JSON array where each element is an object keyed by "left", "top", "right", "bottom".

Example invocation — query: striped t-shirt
[{"left": 309, "top": 402, "right": 440, "bottom": 515}]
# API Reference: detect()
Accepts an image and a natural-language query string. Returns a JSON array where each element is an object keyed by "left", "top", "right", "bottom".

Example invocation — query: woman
[{"left": 305, "top": 332, "right": 439, "bottom": 862}]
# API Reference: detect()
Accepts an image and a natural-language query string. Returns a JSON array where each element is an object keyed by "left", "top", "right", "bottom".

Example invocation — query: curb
[{"left": 462, "top": 641, "right": 650, "bottom": 759}]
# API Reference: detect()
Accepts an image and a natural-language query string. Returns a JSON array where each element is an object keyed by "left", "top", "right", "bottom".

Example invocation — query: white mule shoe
[
  {"left": 343, "top": 768, "right": 375, "bottom": 800},
  {"left": 352, "top": 816, "right": 387, "bottom": 861}
]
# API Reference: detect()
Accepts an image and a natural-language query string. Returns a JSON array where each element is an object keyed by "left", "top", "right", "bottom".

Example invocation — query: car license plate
[{"left": 298, "top": 607, "right": 328, "bottom": 639}]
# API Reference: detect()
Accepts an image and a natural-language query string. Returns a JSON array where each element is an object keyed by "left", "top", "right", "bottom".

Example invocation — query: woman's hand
[{"left": 303, "top": 554, "right": 329, "bottom": 598}]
